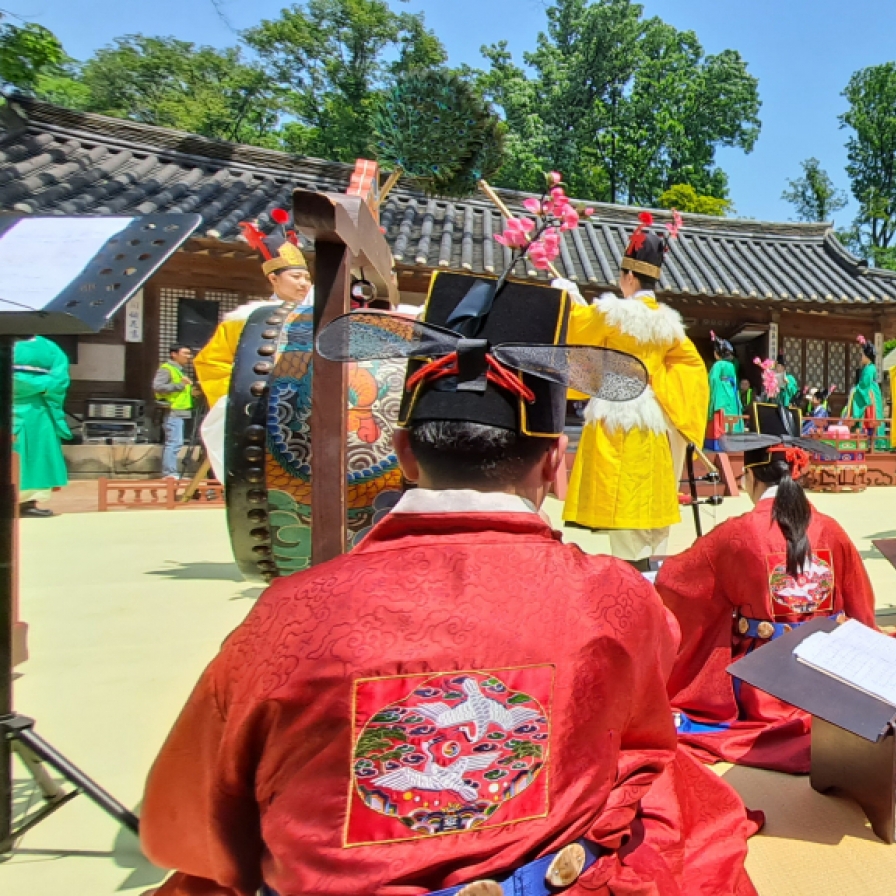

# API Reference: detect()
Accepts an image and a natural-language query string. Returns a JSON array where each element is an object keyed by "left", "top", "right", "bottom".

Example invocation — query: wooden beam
[
  {"left": 293, "top": 190, "right": 398, "bottom": 304},
  {"left": 310, "top": 241, "right": 350, "bottom": 565}
]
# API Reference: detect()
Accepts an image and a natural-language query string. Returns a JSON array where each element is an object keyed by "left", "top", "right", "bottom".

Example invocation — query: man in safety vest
[{"left": 153, "top": 344, "right": 195, "bottom": 479}]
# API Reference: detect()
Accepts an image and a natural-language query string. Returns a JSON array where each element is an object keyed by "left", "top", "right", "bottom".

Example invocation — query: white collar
[
  {"left": 392, "top": 488, "right": 537, "bottom": 515},
  {"left": 632, "top": 289, "right": 655, "bottom": 301},
  {"left": 759, "top": 485, "right": 779, "bottom": 502}
]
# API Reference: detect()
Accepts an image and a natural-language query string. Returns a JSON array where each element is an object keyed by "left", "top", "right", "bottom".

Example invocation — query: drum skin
[{"left": 226, "top": 304, "right": 405, "bottom": 582}]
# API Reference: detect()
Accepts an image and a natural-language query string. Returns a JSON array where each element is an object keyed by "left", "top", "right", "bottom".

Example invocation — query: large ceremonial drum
[{"left": 225, "top": 302, "right": 406, "bottom": 582}]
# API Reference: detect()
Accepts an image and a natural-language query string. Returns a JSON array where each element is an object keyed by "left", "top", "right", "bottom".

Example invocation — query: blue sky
[{"left": 12, "top": 0, "right": 896, "bottom": 224}]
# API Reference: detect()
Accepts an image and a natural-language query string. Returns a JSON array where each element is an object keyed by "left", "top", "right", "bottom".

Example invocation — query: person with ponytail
[{"left": 654, "top": 403, "right": 877, "bottom": 774}]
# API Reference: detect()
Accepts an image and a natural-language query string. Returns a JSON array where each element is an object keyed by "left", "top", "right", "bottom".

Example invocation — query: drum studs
[
  {"left": 250, "top": 381, "right": 268, "bottom": 397},
  {"left": 247, "top": 509, "right": 267, "bottom": 522},
  {"left": 253, "top": 363, "right": 273, "bottom": 376},
  {"left": 252, "top": 545, "right": 272, "bottom": 556},
  {"left": 262, "top": 329, "right": 279, "bottom": 339},
  {"left": 245, "top": 467, "right": 264, "bottom": 483},
  {"left": 244, "top": 446, "right": 263, "bottom": 462},
  {"left": 266, "top": 317, "right": 284, "bottom": 325},
  {"left": 245, "top": 425, "right": 265, "bottom": 442},
  {"left": 258, "top": 344, "right": 276, "bottom": 356},
  {"left": 250, "top": 527, "right": 271, "bottom": 541},
  {"left": 247, "top": 489, "right": 266, "bottom": 503}
]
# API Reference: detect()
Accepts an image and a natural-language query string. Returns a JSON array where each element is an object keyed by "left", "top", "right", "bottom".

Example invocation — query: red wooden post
[{"left": 291, "top": 187, "right": 398, "bottom": 567}]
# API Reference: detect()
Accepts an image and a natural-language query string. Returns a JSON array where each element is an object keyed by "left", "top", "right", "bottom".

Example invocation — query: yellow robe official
[
  {"left": 193, "top": 299, "right": 283, "bottom": 482},
  {"left": 563, "top": 291, "right": 708, "bottom": 531}
]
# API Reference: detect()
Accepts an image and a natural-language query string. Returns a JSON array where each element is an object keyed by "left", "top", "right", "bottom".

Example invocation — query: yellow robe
[
  {"left": 194, "top": 301, "right": 281, "bottom": 407},
  {"left": 563, "top": 293, "right": 708, "bottom": 530}
]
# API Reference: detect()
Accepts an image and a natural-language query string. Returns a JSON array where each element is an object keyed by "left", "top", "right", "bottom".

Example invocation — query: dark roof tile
[{"left": 1, "top": 96, "right": 894, "bottom": 305}]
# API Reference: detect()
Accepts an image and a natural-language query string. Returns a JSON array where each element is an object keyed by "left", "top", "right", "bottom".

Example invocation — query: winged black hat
[
  {"left": 722, "top": 402, "right": 838, "bottom": 470},
  {"left": 316, "top": 272, "right": 649, "bottom": 437}
]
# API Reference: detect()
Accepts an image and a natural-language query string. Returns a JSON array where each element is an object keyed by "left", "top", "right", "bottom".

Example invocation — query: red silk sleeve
[
  {"left": 829, "top": 519, "right": 877, "bottom": 628},
  {"left": 141, "top": 651, "right": 267, "bottom": 896},
  {"left": 582, "top": 574, "right": 680, "bottom": 889},
  {"left": 655, "top": 525, "right": 739, "bottom": 717}
]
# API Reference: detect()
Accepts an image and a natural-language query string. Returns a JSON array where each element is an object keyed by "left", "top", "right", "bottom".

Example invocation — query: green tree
[
  {"left": 841, "top": 63, "right": 896, "bottom": 268},
  {"left": 0, "top": 17, "right": 65, "bottom": 93},
  {"left": 244, "top": 0, "right": 447, "bottom": 161},
  {"left": 478, "top": 0, "right": 761, "bottom": 205},
  {"left": 658, "top": 184, "right": 730, "bottom": 216},
  {"left": 782, "top": 157, "right": 847, "bottom": 222},
  {"left": 70, "top": 36, "right": 283, "bottom": 145}
]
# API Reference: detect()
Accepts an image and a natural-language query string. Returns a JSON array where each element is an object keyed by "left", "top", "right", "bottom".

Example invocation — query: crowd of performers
[
  {"left": 137, "top": 210, "right": 879, "bottom": 896},
  {"left": 706, "top": 330, "right": 888, "bottom": 443}
]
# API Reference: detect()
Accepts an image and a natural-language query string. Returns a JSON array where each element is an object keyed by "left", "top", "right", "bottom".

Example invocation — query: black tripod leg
[{"left": 15, "top": 727, "right": 139, "bottom": 834}]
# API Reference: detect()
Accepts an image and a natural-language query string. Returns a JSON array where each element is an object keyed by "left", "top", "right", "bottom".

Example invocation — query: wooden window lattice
[
  {"left": 783, "top": 337, "right": 804, "bottom": 383},
  {"left": 805, "top": 339, "right": 825, "bottom": 390}
]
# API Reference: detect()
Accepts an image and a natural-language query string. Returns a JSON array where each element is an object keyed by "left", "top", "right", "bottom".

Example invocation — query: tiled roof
[{"left": 2, "top": 95, "right": 895, "bottom": 306}]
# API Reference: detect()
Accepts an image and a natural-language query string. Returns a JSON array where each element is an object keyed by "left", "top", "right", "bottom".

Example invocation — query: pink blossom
[
  {"left": 583, "top": 207, "right": 595, "bottom": 217},
  {"left": 494, "top": 216, "right": 535, "bottom": 249},
  {"left": 559, "top": 205, "right": 580, "bottom": 231},
  {"left": 550, "top": 187, "right": 567, "bottom": 202},
  {"left": 549, "top": 171, "right": 562, "bottom": 185},
  {"left": 523, "top": 198, "right": 542, "bottom": 215}
]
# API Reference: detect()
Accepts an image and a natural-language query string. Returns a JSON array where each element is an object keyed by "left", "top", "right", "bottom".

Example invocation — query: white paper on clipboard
[{"left": 0, "top": 218, "right": 134, "bottom": 312}]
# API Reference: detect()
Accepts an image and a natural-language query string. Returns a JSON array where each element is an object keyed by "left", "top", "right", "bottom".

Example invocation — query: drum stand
[{"left": 0, "top": 335, "right": 138, "bottom": 853}]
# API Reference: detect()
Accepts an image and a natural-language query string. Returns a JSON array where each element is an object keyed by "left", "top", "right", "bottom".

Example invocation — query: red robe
[
  {"left": 656, "top": 497, "right": 876, "bottom": 774},
  {"left": 141, "top": 491, "right": 756, "bottom": 896}
]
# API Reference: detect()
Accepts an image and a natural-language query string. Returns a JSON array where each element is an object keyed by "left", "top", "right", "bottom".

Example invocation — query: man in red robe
[
  {"left": 656, "top": 404, "right": 877, "bottom": 773},
  {"left": 141, "top": 274, "right": 757, "bottom": 896}
]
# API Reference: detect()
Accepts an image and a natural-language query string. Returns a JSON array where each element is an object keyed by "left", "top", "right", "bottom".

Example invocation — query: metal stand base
[{"left": 1, "top": 713, "right": 139, "bottom": 853}]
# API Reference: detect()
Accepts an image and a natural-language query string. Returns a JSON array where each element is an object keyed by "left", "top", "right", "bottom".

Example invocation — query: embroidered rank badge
[
  {"left": 766, "top": 549, "right": 834, "bottom": 616},
  {"left": 345, "top": 665, "right": 553, "bottom": 846}
]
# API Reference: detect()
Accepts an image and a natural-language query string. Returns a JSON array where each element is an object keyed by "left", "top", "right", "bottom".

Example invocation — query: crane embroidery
[
  {"left": 348, "top": 667, "right": 553, "bottom": 845},
  {"left": 371, "top": 738, "right": 494, "bottom": 801},
  {"left": 416, "top": 677, "right": 540, "bottom": 742}
]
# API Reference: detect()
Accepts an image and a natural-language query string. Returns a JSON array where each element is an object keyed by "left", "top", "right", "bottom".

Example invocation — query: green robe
[
  {"left": 708, "top": 359, "right": 744, "bottom": 433},
  {"left": 13, "top": 336, "right": 71, "bottom": 491},
  {"left": 778, "top": 373, "right": 799, "bottom": 408},
  {"left": 848, "top": 362, "right": 885, "bottom": 438}
]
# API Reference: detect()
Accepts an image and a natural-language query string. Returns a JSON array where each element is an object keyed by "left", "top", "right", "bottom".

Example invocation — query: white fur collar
[
  {"left": 223, "top": 299, "right": 282, "bottom": 323},
  {"left": 594, "top": 292, "right": 685, "bottom": 347}
]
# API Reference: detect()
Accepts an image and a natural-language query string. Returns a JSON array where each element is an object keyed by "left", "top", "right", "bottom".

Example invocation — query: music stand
[{"left": 0, "top": 214, "right": 200, "bottom": 852}]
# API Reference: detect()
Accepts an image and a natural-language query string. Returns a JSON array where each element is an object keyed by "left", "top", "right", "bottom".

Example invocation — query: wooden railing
[{"left": 98, "top": 477, "right": 224, "bottom": 511}]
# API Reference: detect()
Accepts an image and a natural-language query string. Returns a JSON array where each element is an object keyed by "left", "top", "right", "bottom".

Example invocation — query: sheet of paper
[
  {"left": 794, "top": 622, "right": 896, "bottom": 707},
  {"left": 0, "top": 218, "right": 133, "bottom": 312}
]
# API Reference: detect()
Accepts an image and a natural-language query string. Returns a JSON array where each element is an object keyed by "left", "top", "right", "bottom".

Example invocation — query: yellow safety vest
[{"left": 155, "top": 362, "right": 193, "bottom": 411}]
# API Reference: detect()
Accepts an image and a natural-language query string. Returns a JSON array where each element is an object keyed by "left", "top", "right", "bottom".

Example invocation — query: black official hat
[
  {"left": 723, "top": 402, "right": 837, "bottom": 469},
  {"left": 316, "top": 271, "right": 650, "bottom": 439},
  {"left": 620, "top": 210, "right": 682, "bottom": 281}
]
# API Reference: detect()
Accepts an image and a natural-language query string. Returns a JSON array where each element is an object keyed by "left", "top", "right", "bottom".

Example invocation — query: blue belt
[
  {"left": 427, "top": 839, "right": 602, "bottom": 896},
  {"left": 261, "top": 839, "right": 602, "bottom": 896},
  {"left": 736, "top": 616, "right": 811, "bottom": 641}
]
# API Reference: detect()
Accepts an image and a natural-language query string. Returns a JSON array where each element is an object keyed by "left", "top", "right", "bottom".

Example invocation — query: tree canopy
[
  {"left": 2, "top": 0, "right": 763, "bottom": 207},
  {"left": 781, "top": 158, "right": 847, "bottom": 223},
  {"left": 476, "top": 0, "right": 761, "bottom": 205},
  {"left": 840, "top": 63, "right": 896, "bottom": 268}
]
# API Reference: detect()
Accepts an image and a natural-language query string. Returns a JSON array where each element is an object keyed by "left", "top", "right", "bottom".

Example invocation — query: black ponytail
[{"left": 751, "top": 459, "right": 812, "bottom": 576}]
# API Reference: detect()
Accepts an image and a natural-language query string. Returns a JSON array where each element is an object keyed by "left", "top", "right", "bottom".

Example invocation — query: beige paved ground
[{"left": 3, "top": 487, "right": 896, "bottom": 894}]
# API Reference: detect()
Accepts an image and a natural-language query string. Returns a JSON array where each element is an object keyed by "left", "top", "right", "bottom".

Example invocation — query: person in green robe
[
  {"left": 774, "top": 355, "right": 799, "bottom": 407},
  {"left": 708, "top": 333, "right": 744, "bottom": 434},
  {"left": 847, "top": 336, "right": 885, "bottom": 441},
  {"left": 13, "top": 336, "right": 71, "bottom": 517}
]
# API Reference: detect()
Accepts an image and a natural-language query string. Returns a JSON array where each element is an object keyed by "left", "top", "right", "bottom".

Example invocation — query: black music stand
[
  {"left": 729, "top": 616, "right": 896, "bottom": 844},
  {"left": 0, "top": 214, "right": 200, "bottom": 852}
]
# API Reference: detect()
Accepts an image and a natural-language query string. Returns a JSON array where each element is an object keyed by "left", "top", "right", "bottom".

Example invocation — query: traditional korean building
[{"left": 3, "top": 94, "right": 896, "bottom": 419}]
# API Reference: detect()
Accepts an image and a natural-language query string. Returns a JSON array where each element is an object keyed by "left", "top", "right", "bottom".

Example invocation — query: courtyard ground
[{"left": 3, "top": 486, "right": 896, "bottom": 895}]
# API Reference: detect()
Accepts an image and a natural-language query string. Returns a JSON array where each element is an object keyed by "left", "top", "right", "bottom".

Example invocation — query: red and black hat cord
[{"left": 406, "top": 352, "right": 536, "bottom": 403}]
